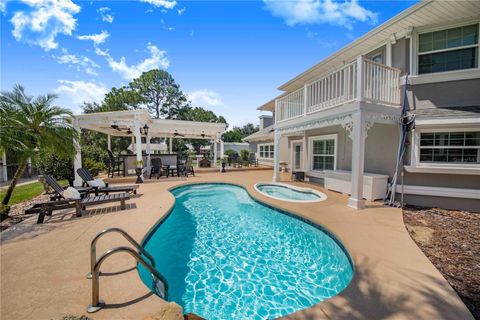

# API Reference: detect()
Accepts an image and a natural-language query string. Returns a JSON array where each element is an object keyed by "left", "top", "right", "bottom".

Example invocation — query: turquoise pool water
[
  {"left": 139, "top": 183, "right": 353, "bottom": 319},
  {"left": 256, "top": 183, "right": 325, "bottom": 202}
]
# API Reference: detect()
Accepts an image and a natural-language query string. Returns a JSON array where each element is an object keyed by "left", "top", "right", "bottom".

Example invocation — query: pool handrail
[
  {"left": 87, "top": 246, "right": 168, "bottom": 313},
  {"left": 87, "top": 227, "right": 156, "bottom": 279}
]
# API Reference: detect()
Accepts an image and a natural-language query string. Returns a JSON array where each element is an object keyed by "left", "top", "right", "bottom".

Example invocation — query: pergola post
[
  {"left": 213, "top": 138, "right": 218, "bottom": 167},
  {"left": 220, "top": 139, "right": 224, "bottom": 160},
  {"left": 146, "top": 130, "right": 151, "bottom": 174},
  {"left": 169, "top": 137, "right": 173, "bottom": 154},
  {"left": 348, "top": 110, "right": 366, "bottom": 209},
  {"left": 1, "top": 150, "right": 7, "bottom": 183},
  {"left": 107, "top": 134, "right": 111, "bottom": 151},
  {"left": 73, "top": 118, "right": 83, "bottom": 187},
  {"left": 272, "top": 132, "right": 280, "bottom": 182},
  {"left": 134, "top": 120, "right": 143, "bottom": 165}
]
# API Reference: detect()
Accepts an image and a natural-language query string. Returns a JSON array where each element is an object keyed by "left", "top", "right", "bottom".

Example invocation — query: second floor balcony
[{"left": 275, "top": 56, "right": 402, "bottom": 123}]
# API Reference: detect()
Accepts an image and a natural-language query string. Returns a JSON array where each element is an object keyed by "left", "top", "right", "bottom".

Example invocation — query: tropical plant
[
  {"left": 240, "top": 149, "right": 250, "bottom": 162},
  {"left": 0, "top": 85, "right": 76, "bottom": 208},
  {"left": 35, "top": 150, "right": 74, "bottom": 184}
]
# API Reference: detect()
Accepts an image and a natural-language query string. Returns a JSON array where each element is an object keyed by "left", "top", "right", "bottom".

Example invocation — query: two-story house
[{"left": 244, "top": 0, "right": 480, "bottom": 211}]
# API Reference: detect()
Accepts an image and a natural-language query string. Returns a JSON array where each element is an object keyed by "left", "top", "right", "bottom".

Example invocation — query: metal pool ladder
[{"left": 86, "top": 228, "right": 168, "bottom": 313}]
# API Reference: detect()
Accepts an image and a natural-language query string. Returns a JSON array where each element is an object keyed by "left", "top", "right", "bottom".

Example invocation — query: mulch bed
[
  {"left": 403, "top": 207, "right": 480, "bottom": 319},
  {"left": 0, "top": 194, "right": 50, "bottom": 232}
]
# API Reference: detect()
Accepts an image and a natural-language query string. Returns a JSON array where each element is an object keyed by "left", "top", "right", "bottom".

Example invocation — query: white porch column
[
  {"left": 169, "top": 137, "right": 173, "bottom": 153},
  {"left": 146, "top": 131, "right": 151, "bottom": 174},
  {"left": 1, "top": 150, "right": 7, "bottom": 183},
  {"left": 272, "top": 132, "right": 281, "bottom": 182},
  {"left": 213, "top": 138, "right": 218, "bottom": 167},
  {"left": 134, "top": 121, "right": 142, "bottom": 165},
  {"left": 131, "top": 135, "right": 135, "bottom": 153},
  {"left": 107, "top": 134, "right": 111, "bottom": 151},
  {"left": 73, "top": 118, "right": 83, "bottom": 187},
  {"left": 219, "top": 139, "right": 224, "bottom": 172},
  {"left": 348, "top": 110, "right": 366, "bottom": 209},
  {"left": 220, "top": 139, "right": 224, "bottom": 155},
  {"left": 302, "top": 132, "right": 308, "bottom": 172}
]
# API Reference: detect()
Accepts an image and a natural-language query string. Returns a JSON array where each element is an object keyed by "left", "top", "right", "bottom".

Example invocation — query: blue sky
[{"left": 1, "top": 0, "right": 415, "bottom": 127}]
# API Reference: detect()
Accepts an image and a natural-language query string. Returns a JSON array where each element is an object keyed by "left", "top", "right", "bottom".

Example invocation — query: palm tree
[{"left": 0, "top": 85, "right": 77, "bottom": 208}]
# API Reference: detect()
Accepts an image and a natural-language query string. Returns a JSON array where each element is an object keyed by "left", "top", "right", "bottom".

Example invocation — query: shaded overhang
[{"left": 74, "top": 109, "right": 227, "bottom": 140}]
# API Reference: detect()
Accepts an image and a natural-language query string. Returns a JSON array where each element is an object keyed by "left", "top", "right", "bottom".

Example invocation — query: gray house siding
[
  {"left": 402, "top": 194, "right": 479, "bottom": 213},
  {"left": 295, "top": 124, "right": 399, "bottom": 186},
  {"left": 392, "top": 37, "right": 409, "bottom": 75},
  {"left": 403, "top": 172, "right": 480, "bottom": 189},
  {"left": 405, "top": 79, "right": 480, "bottom": 110},
  {"left": 377, "top": 33, "right": 480, "bottom": 211}
]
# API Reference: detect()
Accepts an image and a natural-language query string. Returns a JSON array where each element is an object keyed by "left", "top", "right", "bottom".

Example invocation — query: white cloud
[
  {"left": 160, "top": 18, "right": 175, "bottom": 31},
  {"left": 263, "top": 0, "right": 377, "bottom": 29},
  {"left": 140, "top": 0, "right": 176, "bottom": 9},
  {"left": 95, "top": 43, "right": 170, "bottom": 80},
  {"left": 10, "top": 0, "right": 81, "bottom": 51},
  {"left": 188, "top": 89, "right": 225, "bottom": 108},
  {"left": 177, "top": 7, "right": 186, "bottom": 15},
  {"left": 55, "top": 80, "right": 107, "bottom": 104},
  {"left": 77, "top": 30, "right": 110, "bottom": 46},
  {"left": 97, "top": 7, "right": 114, "bottom": 23},
  {"left": 53, "top": 51, "right": 100, "bottom": 75}
]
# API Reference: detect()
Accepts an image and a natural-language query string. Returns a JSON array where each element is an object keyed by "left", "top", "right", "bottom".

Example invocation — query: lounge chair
[
  {"left": 25, "top": 175, "right": 130, "bottom": 224},
  {"left": 77, "top": 168, "right": 138, "bottom": 195}
]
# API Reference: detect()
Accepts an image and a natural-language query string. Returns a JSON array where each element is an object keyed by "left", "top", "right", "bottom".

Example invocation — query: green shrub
[
  {"left": 240, "top": 149, "right": 250, "bottom": 162},
  {"left": 35, "top": 151, "right": 74, "bottom": 184},
  {"left": 83, "top": 158, "right": 106, "bottom": 176},
  {"left": 224, "top": 149, "right": 237, "bottom": 156},
  {"left": 0, "top": 204, "right": 10, "bottom": 221}
]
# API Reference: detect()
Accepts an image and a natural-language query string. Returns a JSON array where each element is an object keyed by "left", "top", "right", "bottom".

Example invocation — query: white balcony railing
[
  {"left": 276, "top": 57, "right": 401, "bottom": 123},
  {"left": 276, "top": 87, "right": 304, "bottom": 122}
]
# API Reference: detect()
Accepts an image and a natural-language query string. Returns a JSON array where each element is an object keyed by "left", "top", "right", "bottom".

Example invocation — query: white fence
[{"left": 276, "top": 57, "right": 401, "bottom": 122}]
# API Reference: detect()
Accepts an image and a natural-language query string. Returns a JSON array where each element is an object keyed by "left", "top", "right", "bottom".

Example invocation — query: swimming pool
[
  {"left": 255, "top": 182, "right": 327, "bottom": 202},
  {"left": 139, "top": 183, "right": 353, "bottom": 319}
]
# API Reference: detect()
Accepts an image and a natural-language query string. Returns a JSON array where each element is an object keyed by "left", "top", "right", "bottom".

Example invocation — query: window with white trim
[
  {"left": 418, "top": 24, "right": 478, "bottom": 74},
  {"left": 310, "top": 135, "right": 336, "bottom": 171},
  {"left": 258, "top": 144, "right": 274, "bottom": 159},
  {"left": 419, "top": 131, "right": 480, "bottom": 164}
]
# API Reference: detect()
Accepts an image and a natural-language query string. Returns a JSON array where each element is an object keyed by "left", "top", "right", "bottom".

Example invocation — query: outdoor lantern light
[{"left": 142, "top": 124, "right": 149, "bottom": 136}]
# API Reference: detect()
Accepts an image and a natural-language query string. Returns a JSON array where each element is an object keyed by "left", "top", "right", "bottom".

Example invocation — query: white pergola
[{"left": 72, "top": 109, "right": 227, "bottom": 186}]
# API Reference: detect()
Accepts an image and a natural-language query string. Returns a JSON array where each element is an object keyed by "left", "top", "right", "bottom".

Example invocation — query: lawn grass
[{"left": 0, "top": 180, "right": 68, "bottom": 206}]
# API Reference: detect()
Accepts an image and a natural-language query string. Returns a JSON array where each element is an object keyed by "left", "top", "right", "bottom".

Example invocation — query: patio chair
[
  {"left": 179, "top": 158, "right": 195, "bottom": 177},
  {"left": 25, "top": 175, "right": 130, "bottom": 224},
  {"left": 232, "top": 154, "right": 242, "bottom": 168},
  {"left": 248, "top": 153, "right": 259, "bottom": 167},
  {"left": 149, "top": 157, "right": 169, "bottom": 179},
  {"left": 77, "top": 168, "right": 138, "bottom": 195},
  {"left": 107, "top": 150, "right": 126, "bottom": 178}
]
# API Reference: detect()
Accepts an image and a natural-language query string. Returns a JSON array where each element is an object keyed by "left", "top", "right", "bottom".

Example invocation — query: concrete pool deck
[{"left": 0, "top": 170, "right": 473, "bottom": 320}]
